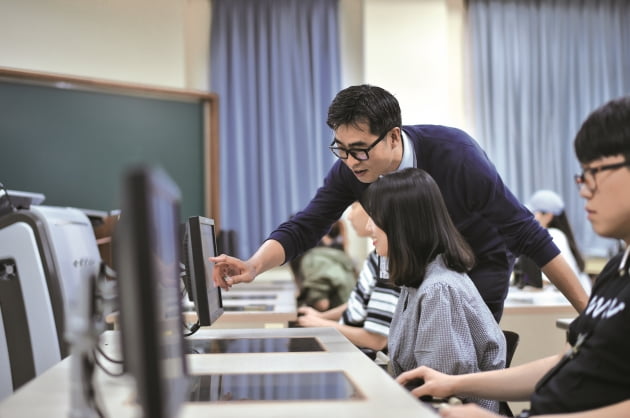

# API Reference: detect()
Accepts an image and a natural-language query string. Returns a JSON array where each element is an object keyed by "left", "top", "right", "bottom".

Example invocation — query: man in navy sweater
[{"left": 212, "top": 84, "right": 587, "bottom": 320}]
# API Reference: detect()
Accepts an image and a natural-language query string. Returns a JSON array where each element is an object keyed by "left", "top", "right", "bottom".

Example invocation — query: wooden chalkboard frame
[{"left": 0, "top": 67, "right": 221, "bottom": 229}]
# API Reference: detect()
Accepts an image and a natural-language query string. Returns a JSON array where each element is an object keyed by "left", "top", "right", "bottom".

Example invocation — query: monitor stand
[
  {"left": 186, "top": 337, "right": 325, "bottom": 354},
  {"left": 188, "top": 371, "right": 363, "bottom": 402}
]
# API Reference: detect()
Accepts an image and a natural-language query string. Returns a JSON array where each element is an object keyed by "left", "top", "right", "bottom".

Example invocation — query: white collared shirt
[{"left": 397, "top": 129, "right": 416, "bottom": 170}]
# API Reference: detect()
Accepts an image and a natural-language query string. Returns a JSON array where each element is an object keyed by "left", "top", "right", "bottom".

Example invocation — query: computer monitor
[
  {"left": 188, "top": 371, "right": 361, "bottom": 402},
  {"left": 182, "top": 216, "right": 224, "bottom": 326},
  {"left": 0, "top": 188, "right": 45, "bottom": 217},
  {"left": 114, "top": 166, "right": 189, "bottom": 418},
  {"left": 513, "top": 255, "right": 543, "bottom": 289}
]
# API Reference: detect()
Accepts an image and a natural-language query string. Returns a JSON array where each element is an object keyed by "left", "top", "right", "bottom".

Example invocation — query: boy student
[
  {"left": 396, "top": 96, "right": 630, "bottom": 417},
  {"left": 211, "top": 84, "right": 587, "bottom": 321}
]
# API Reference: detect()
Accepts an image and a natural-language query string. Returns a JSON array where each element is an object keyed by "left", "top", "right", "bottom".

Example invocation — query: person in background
[
  {"left": 211, "top": 84, "right": 588, "bottom": 321},
  {"left": 527, "top": 189, "right": 591, "bottom": 293},
  {"left": 289, "top": 219, "right": 356, "bottom": 311},
  {"left": 362, "top": 168, "right": 506, "bottom": 412},
  {"left": 296, "top": 201, "right": 401, "bottom": 359},
  {"left": 318, "top": 219, "right": 346, "bottom": 251},
  {"left": 396, "top": 97, "right": 630, "bottom": 418}
]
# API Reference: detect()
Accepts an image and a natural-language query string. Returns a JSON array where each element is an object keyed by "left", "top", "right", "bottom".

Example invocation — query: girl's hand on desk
[
  {"left": 297, "top": 306, "right": 323, "bottom": 318},
  {"left": 297, "top": 313, "right": 331, "bottom": 327},
  {"left": 210, "top": 254, "right": 256, "bottom": 290},
  {"left": 396, "top": 366, "right": 456, "bottom": 400}
]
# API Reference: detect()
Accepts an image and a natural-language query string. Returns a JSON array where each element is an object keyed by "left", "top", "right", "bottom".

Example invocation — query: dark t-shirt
[{"left": 530, "top": 252, "right": 630, "bottom": 414}]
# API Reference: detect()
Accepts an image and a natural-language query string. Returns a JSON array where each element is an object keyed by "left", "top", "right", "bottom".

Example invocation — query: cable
[
  {"left": 0, "top": 182, "right": 16, "bottom": 213},
  {"left": 93, "top": 348, "right": 125, "bottom": 378},
  {"left": 81, "top": 353, "right": 106, "bottom": 418},
  {"left": 183, "top": 320, "right": 201, "bottom": 337},
  {"left": 103, "top": 264, "right": 117, "bottom": 279},
  {"left": 96, "top": 344, "right": 123, "bottom": 364}
]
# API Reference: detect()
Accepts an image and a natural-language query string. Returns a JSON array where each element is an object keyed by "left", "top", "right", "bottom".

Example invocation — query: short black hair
[
  {"left": 574, "top": 96, "right": 630, "bottom": 164},
  {"left": 326, "top": 84, "right": 402, "bottom": 136},
  {"left": 360, "top": 168, "right": 474, "bottom": 287}
]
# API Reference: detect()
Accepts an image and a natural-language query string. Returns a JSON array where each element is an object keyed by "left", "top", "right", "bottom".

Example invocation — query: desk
[
  {"left": 204, "top": 265, "right": 298, "bottom": 329},
  {"left": 502, "top": 287, "right": 576, "bottom": 363},
  {"left": 585, "top": 256, "right": 609, "bottom": 278},
  {"left": 500, "top": 286, "right": 578, "bottom": 414},
  {"left": 206, "top": 265, "right": 297, "bottom": 328},
  {"left": 196, "top": 282, "right": 298, "bottom": 329},
  {"left": 0, "top": 328, "right": 437, "bottom": 418},
  {"left": 110, "top": 266, "right": 299, "bottom": 330},
  {"left": 556, "top": 317, "right": 576, "bottom": 330}
]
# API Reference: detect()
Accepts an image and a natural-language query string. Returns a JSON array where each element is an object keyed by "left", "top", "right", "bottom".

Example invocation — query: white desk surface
[
  {"left": 110, "top": 276, "right": 298, "bottom": 331},
  {"left": 555, "top": 317, "right": 576, "bottom": 330},
  {"left": 0, "top": 328, "right": 438, "bottom": 418},
  {"left": 504, "top": 286, "right": 577, "bottom": 314},
  {"left": 501, "top": 286, "right": 577, "bottom": 414},
  {"left": 206, "top": 265, "right": 297, "bottom": 328},
  {"left": 186, "top": 327, "right": 357, "bottom": 352},
  {"left": 195, "top": 271, "right": 298, "bottom": 328}
]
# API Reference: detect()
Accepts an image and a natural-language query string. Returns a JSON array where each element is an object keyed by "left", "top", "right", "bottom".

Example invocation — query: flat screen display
[
  {"left": 186, "top": 337, "right": 324, "bottom": 354},
  {"left": 184, "top": 216, "right": 224, "bottom": 326},
  {"left": 115, "top": 166, "right": 189, "bottom": 418},
  {"left": 188, "top": 371, "right": 362, "bottom": 402}
]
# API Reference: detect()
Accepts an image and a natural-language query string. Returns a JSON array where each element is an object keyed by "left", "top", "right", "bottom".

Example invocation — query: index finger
[
  {"left": 211, "top": 256, "right": 233, "bottom": 289},
  {"left": 209, "top": 254, "right": 229, "bottom": 264}
]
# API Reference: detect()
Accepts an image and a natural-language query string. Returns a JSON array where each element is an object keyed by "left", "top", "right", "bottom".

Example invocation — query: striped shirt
[{"left": 341, "top": 251, "right": 401, "bottom": 338}]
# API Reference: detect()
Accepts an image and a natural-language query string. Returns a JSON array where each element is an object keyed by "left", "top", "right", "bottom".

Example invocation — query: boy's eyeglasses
[{"left": 574, "top": 161, "right": 630, "bottom": 192}]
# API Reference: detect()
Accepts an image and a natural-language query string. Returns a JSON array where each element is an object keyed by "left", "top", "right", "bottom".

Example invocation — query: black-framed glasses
[
  {"left": 574, "top": 161, "right": 630, "bottom": 192},
  {"left": 328, "top": 129, "right": 390, "bottom": 161}
]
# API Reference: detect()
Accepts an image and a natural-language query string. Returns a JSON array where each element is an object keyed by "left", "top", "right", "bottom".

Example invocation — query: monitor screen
[
  {"left": 183, "top": 216, "right": 224, "bottom": 326},
  {"left": 188, "top": 371, "right": 362, "bottom": 402},
  {"left": 114, "top": 166, "right": 189, "bottom": 418},
  {"left": 186, "top": 337, "right": 325, "bottom": 354},
  {"left": 513, "top": 255, "right": 543, "bottom": 289}
]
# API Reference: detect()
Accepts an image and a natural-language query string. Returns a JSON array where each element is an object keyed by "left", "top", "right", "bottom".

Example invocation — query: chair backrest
[
  {"left": 0, "top": 213, "right": 63, "bottom": 401},
  {"left": 499, "top": 330, "right": 520, "bottom": 417},
  {"left": 0, "top": 206, "right": 102, "bottom": 401},
  {"left": 503, "top": 330, "right": 520, "bottom": 368}
]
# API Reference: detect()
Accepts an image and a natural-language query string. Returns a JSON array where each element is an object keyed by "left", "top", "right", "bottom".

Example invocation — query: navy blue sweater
[{"left": 269, "top": 125, "right": 559, "bottom": 318}]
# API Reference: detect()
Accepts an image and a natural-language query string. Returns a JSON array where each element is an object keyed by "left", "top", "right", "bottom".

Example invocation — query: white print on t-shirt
[{"left": 584, "top": 295, "right": 626, "bottom": 319}]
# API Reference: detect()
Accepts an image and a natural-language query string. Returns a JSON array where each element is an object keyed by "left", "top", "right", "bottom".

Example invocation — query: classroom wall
[
  {"left": 0, "top": 0, "right": 467, "bottom": 263},
  {"left": 0, "top": 0, "right": 210, "bottom": 89},
  {"left": 0, "top": 0, "right": 465, "bottom": 122},
  {"left": 339, "top": 0, "right": 470, "bottom": 263},
  {"left": 363, "top": 0, "right": 471, "bottom": 132}
]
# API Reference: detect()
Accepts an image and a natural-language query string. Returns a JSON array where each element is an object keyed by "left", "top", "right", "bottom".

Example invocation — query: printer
[{"left": 0, "top": 189, "right": 102, "bottom": 401}]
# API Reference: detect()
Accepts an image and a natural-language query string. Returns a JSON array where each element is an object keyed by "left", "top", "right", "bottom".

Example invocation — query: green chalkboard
[{"left": 0, "top": 70, "right": 218, "bottom": 222}]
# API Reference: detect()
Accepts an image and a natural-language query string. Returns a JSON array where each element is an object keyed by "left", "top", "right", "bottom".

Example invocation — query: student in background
[
  {"left": 527, "top": 189, "right": 591, "bottom": 293},
  {"left": 289, "top": 219, "right": 356, "bottom": 311},
  {"left": 362, "top": 168, "right": 506, "bottom": 412},
  {"left": 397, "top": 97, "right": 630, "bottom": 418},
  {"left": 212, "top": 84, "right": 588, "bottom": 322},
  {"left": 318, "top": 219, "right": 347, "bottom": 251},
  {"left": 296, "top": 201, "right": 401, "bottom": 359}
]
